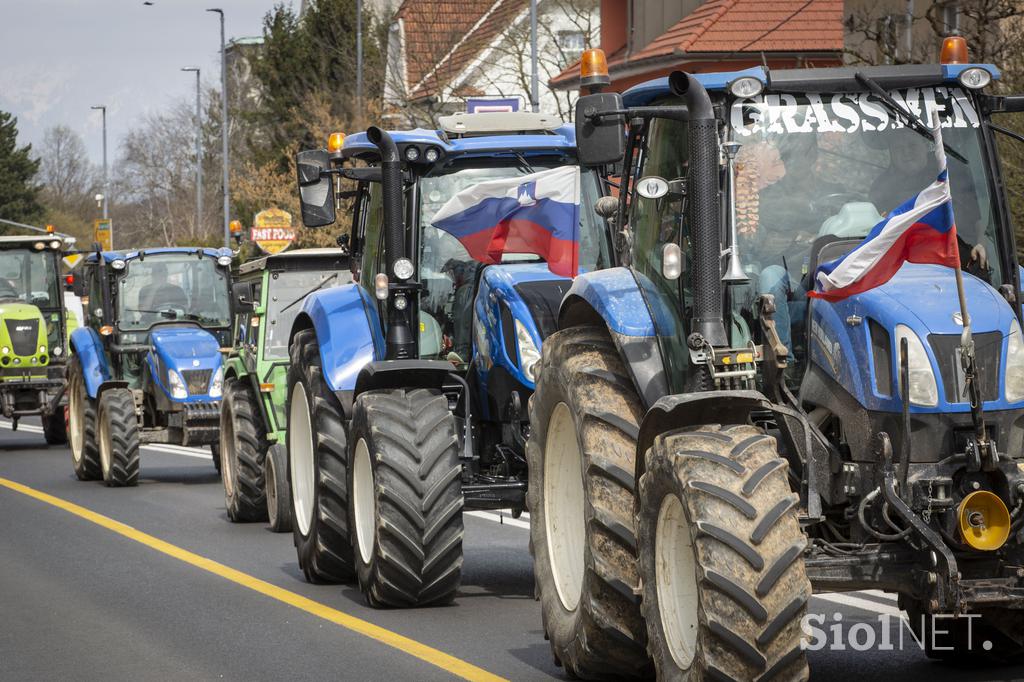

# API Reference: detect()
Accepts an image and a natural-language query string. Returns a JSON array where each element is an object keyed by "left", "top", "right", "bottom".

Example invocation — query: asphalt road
[{"left": 2, "top": 419, "right": 1023, "bottom": 681}]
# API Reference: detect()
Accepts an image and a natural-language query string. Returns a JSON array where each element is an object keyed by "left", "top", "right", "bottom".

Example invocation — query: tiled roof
[
  {"left": 551, "top": 0, "right": 843, "bottom": 87},
  {"left": 396, "top": 0, "right": 529, "bottom": 100}
]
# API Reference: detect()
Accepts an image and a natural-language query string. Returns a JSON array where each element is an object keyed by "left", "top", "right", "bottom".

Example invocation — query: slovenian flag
[
  {"left": 811, "top": 125, "right": 959, "bottom": 302},
  {"left": 430, "top": 166, "right": 581, "bottom": 277}
]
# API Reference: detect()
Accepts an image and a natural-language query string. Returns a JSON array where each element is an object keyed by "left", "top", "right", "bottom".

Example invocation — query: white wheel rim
[
  {"left": 221, "top": 404, "right": 236, "bottom": 498},
  {"left": 289, "top": 381, "right": 315, "bottom": 537},
  {"left": 98, "top": 405, "right": 112, "bottom": 477},
  {"left": 352, "top": 437, "right": 376, "bottom": 565},
  {"left": 69, "top": 374, "right": 83, "bottom": 462},
  {"left": 656, "top": 493, "right": 700, "bottom": 670},
  {"left": 544, "top": 401, "right": 586, "bottom": 612}
]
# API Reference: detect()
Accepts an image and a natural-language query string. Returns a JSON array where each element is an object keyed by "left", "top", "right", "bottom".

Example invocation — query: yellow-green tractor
[{"left": 0, "top": 236, "right": 73, "bottom": 443}]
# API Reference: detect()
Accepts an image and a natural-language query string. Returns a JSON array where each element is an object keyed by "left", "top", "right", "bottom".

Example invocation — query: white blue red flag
[
  {"left": 811, "top": 127, "right": 959, "bottom": 301},
  {"left": 430, "top": 166, "right": 581, "bottom": 277}
]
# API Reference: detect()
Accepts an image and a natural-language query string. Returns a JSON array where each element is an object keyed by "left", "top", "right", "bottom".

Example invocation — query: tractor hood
[
  {"left": 807, "top": 263, "right": 1017, "bottom": 413},
  {"left": 147, "top": 326, "right": 223, "bottom": 402},
  {"left": 0, "top": 301, "right": 49, "bottom": 366}
]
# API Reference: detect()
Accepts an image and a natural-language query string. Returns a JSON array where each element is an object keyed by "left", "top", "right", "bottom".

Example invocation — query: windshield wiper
[
  {"left": 855, "top": 72, "right": 967, "bottom": 165},
  {"left": 280, "top": 273, "right": 339, "bottom": 314}
]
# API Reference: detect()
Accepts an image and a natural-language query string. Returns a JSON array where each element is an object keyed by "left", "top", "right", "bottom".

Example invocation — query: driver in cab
[{"left": 138, "top": 264, "right": 188, "bottom": 313}]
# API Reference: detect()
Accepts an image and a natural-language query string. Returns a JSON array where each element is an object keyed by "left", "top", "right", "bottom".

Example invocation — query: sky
[{"left": 0, "top": 0, "right": 289, "bottom": 166}]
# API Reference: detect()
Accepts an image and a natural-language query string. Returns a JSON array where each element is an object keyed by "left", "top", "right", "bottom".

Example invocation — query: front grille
[
  {"left": 928, "top": 332, "right": 1001, "bottom": 403},
  {"left": 5, "top": 318, "right": 39, "bottom": 357},
  {"left": 182, "top": 369, "right": 212, "bottom": 395},
  {"left": 513, "top": 280, "right": 572, "bottom": 341}
]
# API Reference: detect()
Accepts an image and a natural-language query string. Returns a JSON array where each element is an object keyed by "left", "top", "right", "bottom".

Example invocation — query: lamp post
[
  {"left": 356, "top": 0, "right": 363, "bottom": 107},
  {"left": 90, "top": 105, "right": 108, "bottom": 220},
  {"left": 207, "top": 7, "right": 229, "bottom": 248},
  {"left": 182, "top": 67, "right": 203, "bottom": 237}
]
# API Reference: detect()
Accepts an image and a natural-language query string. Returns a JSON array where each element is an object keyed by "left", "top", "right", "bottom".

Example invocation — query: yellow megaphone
[{"left": 958, "top": 490, "right": 1010, "bottom": 551}]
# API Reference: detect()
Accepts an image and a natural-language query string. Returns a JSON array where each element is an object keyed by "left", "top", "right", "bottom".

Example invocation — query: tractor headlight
[
  {"left": 393, "top": 257, "right": 414, "bottom": 280},
  {"left": 39, "top": 345, "right": 46, "bottom": 354},
  {"left": 111, "top": 259, "right": 126, "bottom": 270},
  {"left": 1005, "top": 320, "right": 1024, "bottom": 402},
  {"left": 167, "top": 369, "right": 188, "bottom": 399},
  {"left": 209, "top": 367, "right": 224, "bottom": 398},
  {"left": 895, "top": 324, "right": 938, "bottom": 407},
  {"left": 52, "top": 346, "right": 62, "bottom": 356},
  {"left": 514, "top": 319, "right": 541, "bottom": 383}
]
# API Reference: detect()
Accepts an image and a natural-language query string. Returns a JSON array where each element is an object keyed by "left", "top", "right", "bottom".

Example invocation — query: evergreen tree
[{"left": 0, "top": 111, "right": 43, "bottom": 226}]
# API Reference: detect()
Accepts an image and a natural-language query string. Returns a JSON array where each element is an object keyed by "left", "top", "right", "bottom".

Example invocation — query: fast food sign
[{"left": 251, "top": 208, "right": 296, "bottom": 255}]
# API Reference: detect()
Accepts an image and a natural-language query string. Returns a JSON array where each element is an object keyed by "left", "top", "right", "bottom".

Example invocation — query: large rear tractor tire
[
  {"left": 97, "top": 388, "right": 140, "bottom": 487},
  {"left": 68, "top": 357, "right": 101, "bottom": 480},
  {"left": 43, "top": 407, "right": 68, "bottom": 445},
  {"left": 527, "top": 325, "right": 650, "bottom": 679},
  {"left": 637, "top": 424, "right": 811, "bottom": 681},
  {"left": 265, "top": 444, "right": 292, "bottom": 533},
  {"left": 287, "top": 328, "right": 355, "bottom": 583},
  {"left": 349, "top": 388, "right": 464, "bottom": 608},
  {"left": 220, "top": 377, "right": 268, "bottom": 522}
]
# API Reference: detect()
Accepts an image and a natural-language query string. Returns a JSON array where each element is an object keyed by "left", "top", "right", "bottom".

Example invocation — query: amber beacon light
[
  {"left": 327, "top": 132, "right": 346, "bottom": 154},
  {"left": 579, "top": 48, "right": 610, "bottom": 90},
  {"left": 940, "top": 35, "right": 968, "bottom": 65}
]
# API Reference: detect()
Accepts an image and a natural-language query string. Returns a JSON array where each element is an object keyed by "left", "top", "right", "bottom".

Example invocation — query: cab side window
[{"left": 359, "top": 181, "right": 384, "bottom": 292}]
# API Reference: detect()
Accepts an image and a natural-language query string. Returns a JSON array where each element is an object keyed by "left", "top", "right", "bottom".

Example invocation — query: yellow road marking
[{"left": 0, "top": 476, "right": 507, "bottom": 682}]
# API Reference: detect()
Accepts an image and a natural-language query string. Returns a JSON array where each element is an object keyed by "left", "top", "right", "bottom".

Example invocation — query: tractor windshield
[
  {"left": 264, "top": 268, "right": 340, "bottom": 358},
  {"left": 116, "top": 253, "right": 231, "bottom": 331},
  {"left": 0, "top": 248, "right": 61, "bottom": 309},
  {"left": 727, "top": 86, "right": 1001, "bottom": 289},
  {"left": 417, "top": 161, "right": 610, "bottom": 361}
]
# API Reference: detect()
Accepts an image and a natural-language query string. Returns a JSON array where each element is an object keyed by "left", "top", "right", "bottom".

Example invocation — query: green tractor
[
  {"left": 220, "top": 247, "right": 351, "bottom": 531},
  {"left": 0, "top": 235, "right": 73, "bottom": 443}
]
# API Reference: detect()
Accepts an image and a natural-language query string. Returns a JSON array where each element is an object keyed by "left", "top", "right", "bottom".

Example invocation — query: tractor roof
[
  {"left": 0, "top": 235, "right": 68, "bottom": 250},
  {"left": 342, "top": 113, "right": 576, "bottom": 162},
  {"left": 84, "top": 246, "right": 231, "bottom": 264},
  {"left": 237, "top": 247, "right": 350, "bottom": 275},
  {"left": 621, "top": 62, "right": 1000, "bottom": 107}
]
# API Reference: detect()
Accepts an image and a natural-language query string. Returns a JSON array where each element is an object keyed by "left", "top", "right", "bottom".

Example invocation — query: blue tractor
[
  {"left": 527, "top": 47, "right": 1024, "bottom": 678},
  {"left": 288, "top": 112, "right": 612, "bottom": 606},
  {"left": 68, "top": 247, "right": 234, "bottom": 486}
]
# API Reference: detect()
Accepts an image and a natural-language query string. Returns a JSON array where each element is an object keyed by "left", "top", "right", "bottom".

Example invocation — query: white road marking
[
  {"left": 465, "top": 510, "right": 531, "bottom": 530},
  {"left": 0, "top": 420, "right": 212, "bottom": 460},
  {"left": 812, "top": 592, "right": 905, "bottom": 618}
]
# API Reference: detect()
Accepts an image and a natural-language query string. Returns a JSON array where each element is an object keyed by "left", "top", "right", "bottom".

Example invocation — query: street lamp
[
  {"left": 207, "top": 7, "right": 229, "bottom": 248},
  {"left": 90, "top": 105, "right": 109, "bottom": 220},
  {"left": 182, "top": 67, "right": 203, "bottom": 237}
]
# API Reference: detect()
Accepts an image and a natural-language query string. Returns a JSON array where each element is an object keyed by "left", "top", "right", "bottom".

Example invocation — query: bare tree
[{"left": 37, "top": 125, "right": 96, "bottom": 204}]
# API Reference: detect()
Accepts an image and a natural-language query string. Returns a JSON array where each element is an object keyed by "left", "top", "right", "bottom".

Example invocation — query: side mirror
[
  {"left": 232, "top": 281, "right": 255, "bottom": 313},
  {"left": 296, "top": 149, "right": 336, "bottom": 228},
  {"left": 575, "top": 92, "right": 625, "bottom": 167}
]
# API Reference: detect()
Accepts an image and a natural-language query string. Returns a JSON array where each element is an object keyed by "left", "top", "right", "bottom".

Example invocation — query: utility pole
[
  {"left": 90, "top": 105, "right": 108, "bottom": 219},
  {"left": 207, "top": 8, "right": 230, "bottom": 248},
  {"left": 182, "top": 67, "right": 203, "bottom": 237},
  {"left": 530, "top": 0, "right": 539, "bottom": 112},
  {"left": 356, "top": 0, "right": 363, "bottom": 108}
]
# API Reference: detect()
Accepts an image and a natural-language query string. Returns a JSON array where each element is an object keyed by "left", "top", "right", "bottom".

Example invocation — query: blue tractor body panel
[
  {"left": 69, "top": 326, "right": 115, "bottom": 399},
  {"left": 620, "top": 64, "right": 1001, "bottom": 105},
  {"left": 562, "top": 267, "right": 659, "bottom": 337},
  {"left": 810, "top": 263, "right": 1019, "bottom": 414},
  {"left": 473, "top": 263, "right": 567, "bottom": 418},
  {"left": 343, "top": 127, "right": 577, "bottom": 160},
  {"left": 294, "top": 282, "right": 384, "bottom": 393},
  {"left": 146, "top": 327, "right": 224, "bottom": 403}
]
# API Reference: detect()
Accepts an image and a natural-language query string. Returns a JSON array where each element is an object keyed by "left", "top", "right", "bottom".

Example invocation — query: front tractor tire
[
  {"left": 287, "top": 328, "right": 355, "bottom": 583},
  {"left": 68, "top": 357, "right": 101, "bottom": 480},
  {"left": 527, "top": 326, "right": 650, "bottom": 679},
  {"left": 97, "top": 388, "right": 140, "bottom": 487},
  {"left": 637, "top": 424, "right": 811, "bottom": 681},
  {"left": 349, "top": 388, "right": 464, "bottom": 608},
  {"left": 220, "top": 377, "right": 268, "bottom": 522}
]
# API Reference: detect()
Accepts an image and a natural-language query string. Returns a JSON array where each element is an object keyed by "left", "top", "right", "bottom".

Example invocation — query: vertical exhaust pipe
[
  {"left": 669, "top": 71, "right": 728, "bottom": 348},
  {"left": 366, "top": 126, "right": 415, "bottom": 359}
]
